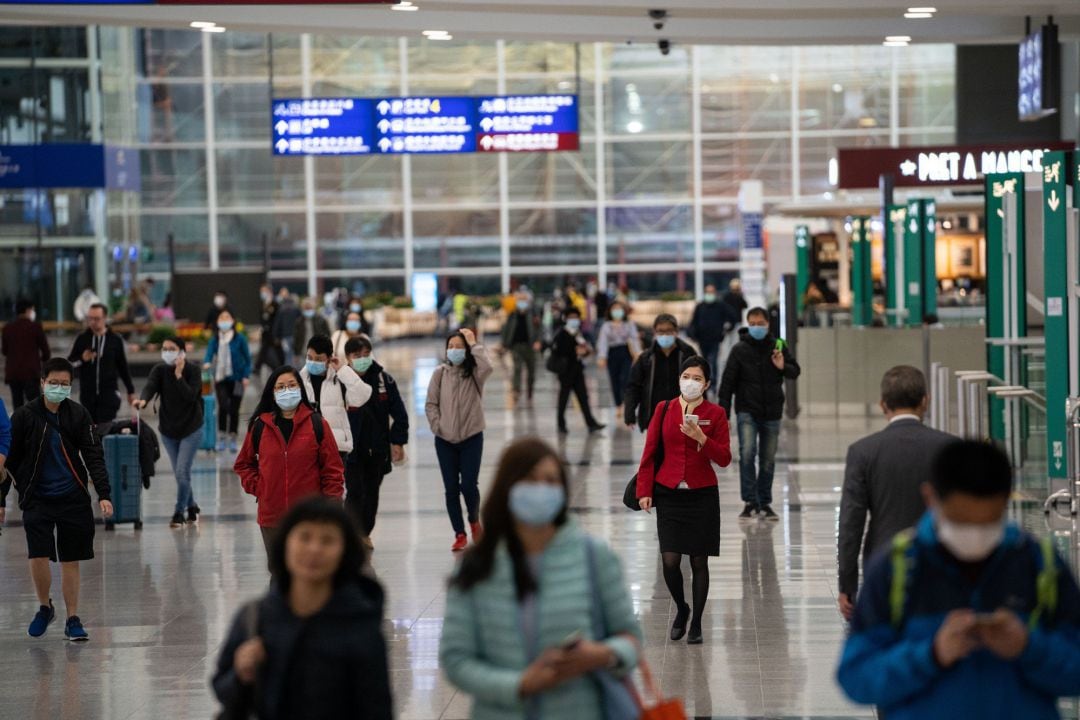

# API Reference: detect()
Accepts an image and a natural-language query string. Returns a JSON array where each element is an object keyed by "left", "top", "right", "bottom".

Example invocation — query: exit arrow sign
[{"left": 1048, "top": 189, "right": 1061, "bottom": 212}]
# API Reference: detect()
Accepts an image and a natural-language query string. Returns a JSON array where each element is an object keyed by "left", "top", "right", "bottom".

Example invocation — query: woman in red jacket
[
  {"left": 234, "top": 366, "right": 345, "bottom": 558},
  {"left": 635, "top": 356, "right": 731, "bottom": 645}
]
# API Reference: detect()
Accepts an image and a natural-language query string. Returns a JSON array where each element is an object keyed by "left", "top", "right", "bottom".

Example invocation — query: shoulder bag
[{"left": 622, "top": 400, "right": 673, "bottom": 510}]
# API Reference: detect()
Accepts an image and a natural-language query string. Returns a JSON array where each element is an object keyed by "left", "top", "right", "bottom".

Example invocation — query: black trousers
[
  {"left": 8, "top": 379, "right": 40, "bottom": 410},
  {"left": 254, "top": 342, "right": 283, "bottom": 375},
  {"left": 81, "top": 389, "right": 122, "bottom": 424},
  {"left": 557, "top": 373, "right": 598, "bottom": 430},
  {"left": 345, "top": 457, "right": 387, "bottom": 536},
  {"left": 215, "top": 380, "right": 241, "bottom": 435}
]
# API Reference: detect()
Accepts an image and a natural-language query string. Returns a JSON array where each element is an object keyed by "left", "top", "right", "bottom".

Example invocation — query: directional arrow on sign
[
  {"left": 480, "top": 117, "right": 494, "bottom": 131},
  {"left": 377, "top": 101, "right": 391, "bottom": 115},
  {"left": 378, "top": 120, "right": 391, "bottom": 133},
  {"left": 275, "top": 120, "right": 289, "bottom": 135},
  {"left": 909, "top": 219, "right": 918, "bottom": 233},
  {"left": 275, "top": 139, "right": 289, "bottom": 153},
  {"left": 1048, "top": 189, "right": 1061, "bottom": 212},
  {"left": 378, "top": 138, "right": 392, "bottom": 152},
  {"left": 1055, "top": 458, "right": 1063, "bottom": 471},
  {"left": 480, "top": 135, "right": 494, "bottom": 150}
]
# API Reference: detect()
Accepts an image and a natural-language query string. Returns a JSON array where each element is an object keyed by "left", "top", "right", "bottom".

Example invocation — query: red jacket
[
  {"left": 636, "top": 398, "right": 731, "bottom": 498},
  {"left": 2, "top": 318, "right": 50, "bottom": 382},
  {"left": 233, "top": 404, "right": 345, "bottom": 528}
]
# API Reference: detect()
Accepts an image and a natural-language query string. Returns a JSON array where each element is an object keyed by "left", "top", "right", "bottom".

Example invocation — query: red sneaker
[
  {"left": 451, "top": 533, "right": 468, "bottom": 552},
  {"left": 470, "top": 522, "right": 484, "bottom": 544}
]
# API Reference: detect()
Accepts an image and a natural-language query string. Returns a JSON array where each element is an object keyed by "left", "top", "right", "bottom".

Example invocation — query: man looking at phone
[
  {"left": 837, "top": 441, "right": 1080, "bottom": 719},
  {"left": 67, "top": 303, "right": 136, "bottom": 423},
  {"left": 717, "top": 307, "right": 800, "bottom": 520}
]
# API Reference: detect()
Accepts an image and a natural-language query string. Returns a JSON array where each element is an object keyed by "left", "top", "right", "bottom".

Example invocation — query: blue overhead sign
[
  {"left": 0, "top": 144, "right": 138, "bottom": 190},
  {"left": 373, "top": 96, "right": 476, "bottom": 154},
  {"left": 272, "top": 98, "right": 376, "bottom": 156}
]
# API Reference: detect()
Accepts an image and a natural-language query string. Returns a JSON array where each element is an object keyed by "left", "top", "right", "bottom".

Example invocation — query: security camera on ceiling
[
  {"left": 649, "top": 9, "right": 668, "bottom": 31},
  {"left": 658, "top": 39, "right": 671, "bottom": 56}
]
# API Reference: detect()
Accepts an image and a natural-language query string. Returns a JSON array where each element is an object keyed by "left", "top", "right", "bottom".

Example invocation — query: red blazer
[
  {"left": 234, "top": 404, "right": 345, "bottom": 528},
  {"left": 636, "top": 398, "right": 731, "bottom": 498}
]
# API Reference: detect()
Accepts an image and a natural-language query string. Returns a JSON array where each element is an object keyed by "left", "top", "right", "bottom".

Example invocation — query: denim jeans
[
  {"left": 700, "top": 342, "right": 720, "bottom": 399},
  {"left": 435, "top": 433, "right": 484, "bottom": 535},
  {"left": 161, "top": 428, "right": 201, "bottom": 514},
  {"left": 737, "top": 413, "right": 781, "bottom": 506}
]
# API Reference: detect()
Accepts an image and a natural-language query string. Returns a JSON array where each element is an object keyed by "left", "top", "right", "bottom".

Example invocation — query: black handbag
[{"left": 623, "top": 399, "right": 673, "bottom": 511}]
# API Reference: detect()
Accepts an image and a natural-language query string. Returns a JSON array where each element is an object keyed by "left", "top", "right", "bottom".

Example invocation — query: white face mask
[
  {"left": 937, "top": 515, "right": 1005, "bottom": 562},
  {"left": 680, "top": 378, "right": 705, "bottom": 401},
  {"left": 27, "top": 309, "right": 36, "bottom": 322}
]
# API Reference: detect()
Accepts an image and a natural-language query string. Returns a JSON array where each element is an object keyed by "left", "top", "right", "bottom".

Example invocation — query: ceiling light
[
  {"left": 626, "top": 120, "right": 644, "bottom": 134},
  {"left": 190, "top": 21, "right": 217, "bottom": 29},
  {"left": 886, "top": 35, "right": 912, "bottom": 42},
  {"left": 904, "top": 12, "right": 933, "bottom": 18},
  {"left": 883, "top": 41, "right": 909, "bottom": 47},
  {"left": 832, "top": 83, "right": 843, "bottom": 93},
  {"left": 907, "top": 6, "right": 937, "bottom": 12},
  {"left": 201, "top": 26, "right": 226, "bottom": 33},
  {"left": 422, "top": 30, "right": 450, "bottom": 36},
  {"left": 391, "top": 1, "right": 419, "bottom": 11}
]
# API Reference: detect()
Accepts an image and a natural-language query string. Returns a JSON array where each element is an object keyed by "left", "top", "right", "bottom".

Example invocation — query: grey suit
[{"left": 838, "top": 418, "right": 954, "bottom": 598}]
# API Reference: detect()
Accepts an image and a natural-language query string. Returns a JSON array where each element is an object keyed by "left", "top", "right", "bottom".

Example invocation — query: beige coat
[{"left": 425, "top": 345, "right": 492, "bottom": 443}]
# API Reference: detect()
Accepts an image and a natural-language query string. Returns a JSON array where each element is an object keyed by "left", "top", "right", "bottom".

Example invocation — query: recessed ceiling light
[
  {"left": 886, "top": 35, "right": 912, "bottom": 42},
  {"left": 391, "top": 1, "right": 419, "bottom": 11},
  {"left": 201, "top": 26, "right": 226, "bottom": 33},
  {"left": 907, "top": 6, "right": 936, "bottom": 12},
  {"left": 190, "top": 21, "right": 217, "bottom": 29},
  {"left": 422, "top": 30, "right": 450, "bottom": 36},
  {"left": 626, "top": 120, "right": 644, "bottom": 134},
  {"left": 904, "top": 12, "right": 933, "bottom": 18}
]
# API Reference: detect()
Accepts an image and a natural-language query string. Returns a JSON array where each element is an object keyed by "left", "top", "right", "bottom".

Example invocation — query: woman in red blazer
[{"left": 635, "top": 355, "right": 731, "bottom": 645}]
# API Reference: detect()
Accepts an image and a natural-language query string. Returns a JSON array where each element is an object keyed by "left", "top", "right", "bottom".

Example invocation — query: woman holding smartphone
[{"left": 635, "top": 356, "right": 731, "bottom": 645}]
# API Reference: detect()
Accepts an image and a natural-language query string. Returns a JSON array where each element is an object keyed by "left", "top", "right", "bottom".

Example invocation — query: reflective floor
[{"left": 0, "top": 338, "right": 1073, "bottom": 720}]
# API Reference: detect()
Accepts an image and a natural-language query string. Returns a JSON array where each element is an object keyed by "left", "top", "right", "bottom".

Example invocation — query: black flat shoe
[
  {"left": 687, "top": 624, "right": 703, "bottom": 645},
  {"left": 670, "top": 603, "right": 690, "bottom": 641}
]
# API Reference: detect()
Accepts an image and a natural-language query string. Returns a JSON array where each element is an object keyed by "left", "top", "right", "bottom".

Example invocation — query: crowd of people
[{"left": 0, "top": 278, "right": 1077, "bottom": 720}]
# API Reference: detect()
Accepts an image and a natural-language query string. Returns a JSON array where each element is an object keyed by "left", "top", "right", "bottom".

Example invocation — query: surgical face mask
[
  {"left": 306, "top": 359, "right": 327, "bottom": 376},
  {"left": 748, "top": 325, "right": 768, "bottom": 341},
  {"left": 214, "top": 296, "right": 226, "bottom": 309},
  {"left": 937, "top": 515, "right": 1006, "bottom": 562},
  {"left": 611, "top": 308, "right": 625, "bottom": 321},
  {"left": 704, "top": 293, "right": 717, "bottom": 303},
  {"left": 352, "top": 357, "right": 374, "bottom": 374},
  {"left": 346, "top": 319, "right": 362, "bottom": 333},
  {"left": 509, "top": 482, "right": 566, "bottom": 527},
  {"left": 261, "top": 292, "right": 272, "bottom": 303},
  {"left": 302, "top": 309, "right": 315, "bottom": 319},
  {"left": 218, "top": 320, "right": 234, "bottom": 332},
  {"left": 42, "top": 383, "right": 71, "bottom": 404},
  {"left": 517, "top": 300, "right": 530, "bottom": 312},
  {"left": 27, "top": 309, "right": 36, "bottom": 322},
  {"left": 656, "top": 334, "right": 676, "bottom": 350},
  {"left": 350, "top": 303, "right": 361, "bottom": 313},
  {"left": 274, "top": 387, "right": 302, "bottom": 411},
  {"left": 680, "top": 378, "right": 705, "bottom": 401},
  {"left": 565, "top": 319, "right": 581, "bottom": 333},
  {"left": 447, "top": 348, "right": 467, "bottom": 366},
  {"left": 161, "top": 350, "right": 180, "bottom": 366}
]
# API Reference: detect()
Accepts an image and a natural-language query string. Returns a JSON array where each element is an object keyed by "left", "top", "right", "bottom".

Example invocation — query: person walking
[
  {"left": 500, "top": 290, "right": 542, "bottom": 407},
  {"left": 203, "top": 309, "right": 252, "bottom": 453},
  {"left": 595, "top": 300, "right": 641, "bottom": 413},
  {"left": 213, "top": 498, "right": 393, "bottom": 720},
  {"left": 718, "top": 307, "right": 800, "bottom": 521},
  {"left": 624, "top": 313, "right": 698, "bottom": 432},
  {"left": 635, "top": 356, "right": 732, "bottom": 644},
  {"left": 688, "top": 285, "right": 737, "bottom": 395},
  {"left": 233, "top": 366, "right": 345, "bottom": 559},
  {"left": 550, "top": 308, "right": 605, "bottom": 435},
  {"left": 0, "top": 358, "right": 113, "bottom": 641},
  {"left": 204, "top": 290, "right": 231, "bottom": 331},
  {"left": 293, "top": 298, "right": 331, "bottom": 365},
  {"left": 837, "top": 365, "right": 954, "bottom": 620},
  {"left": 343, "top": 336, "right": 408, "bottom": 549},
  {"left": 273, "top": 290, "right": 301, "bottom": 365},
  {"left": 132, "top": 335, "right": 205, "bottom": 528},
  {"left": 439, "top": 437, "right": 643, "bottom": 720},
  {"left": 253, "top": 283, "right": 283, "bottom": 377},
  {"left": 67, "top": 302, "right": 136, "bottom": 424},
  {"left": 299, "top": 334, "right": 372, "bottom": 462},
  {"left": 426, "top": 328, "right": 493, "bottom": 552},
  {"left": 330, "top": 310, "right": 366, "bottom": 361},
  {"left": 3, "top": 299, "right": 51, "bottom": 409},
  {"left": 836, "top": 441, "right": 1080, "bottom": 720}
]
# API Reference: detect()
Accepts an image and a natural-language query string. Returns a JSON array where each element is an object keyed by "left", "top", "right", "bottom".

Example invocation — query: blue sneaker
[
  {"left": 215, "top": 439, "right": 226, "bottom": 452},
  {"left": 28, "top": 601, "right": 55, "bottom": 637},
  {"left": 64, "top": 616, "right": 89, "bottom": 642}
]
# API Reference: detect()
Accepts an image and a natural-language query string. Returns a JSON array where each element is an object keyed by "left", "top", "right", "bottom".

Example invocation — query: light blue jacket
[{"left": 439, "top": 522, "right": 643, "bottom": 720}]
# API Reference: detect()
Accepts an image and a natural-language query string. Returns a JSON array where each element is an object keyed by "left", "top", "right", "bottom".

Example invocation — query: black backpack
[{"left": 249, "top": 411, "right": 325, "bottom": 459}]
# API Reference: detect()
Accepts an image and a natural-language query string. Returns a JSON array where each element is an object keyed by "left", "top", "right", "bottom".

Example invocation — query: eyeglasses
[
  {"left": 45, "top": 381, "right": 72, "bottom": 388},
  {"left": 273, "top": 383, "right": 300, "bottom": 392}
]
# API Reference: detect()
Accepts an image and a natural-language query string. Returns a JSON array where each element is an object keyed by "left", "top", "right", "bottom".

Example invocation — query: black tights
[{"left": 661, "top": 553, "right": 710, "bottom": 626}]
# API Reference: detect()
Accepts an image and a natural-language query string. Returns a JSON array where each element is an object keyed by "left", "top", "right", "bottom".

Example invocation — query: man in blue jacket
[{"left": 837, "top": 440, "right": 1080, "bottom": 719}]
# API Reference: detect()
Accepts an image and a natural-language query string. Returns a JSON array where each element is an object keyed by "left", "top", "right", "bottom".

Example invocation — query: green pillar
[
  {"left": 795, "top": 225, "right": 810, "bottom": 316},
  {"left": 984, "top": 173, "right": 1026, "bottom": 442},
  {"left": 904, "top": 199, "right": 924, "bottom": 327},
  {"left": 1043, "top": 151, "right": 1071, "bottom": 478},
  {"left": 851, "top": 216, "right": 873, "bottom": 326},
  {"left": 884, "top": 205, "right": 907, "bottom": 327},
  {"left": 922, "top": 199, "right": 938, "bottom": 318}
]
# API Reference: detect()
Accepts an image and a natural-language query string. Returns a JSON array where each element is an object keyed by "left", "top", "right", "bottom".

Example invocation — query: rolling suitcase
[
  {"left": 103, "top": 425, "right": 142, "bottom": 531},
  {"left": 200, "top": 393, "right": 217, "bottom": 452}
]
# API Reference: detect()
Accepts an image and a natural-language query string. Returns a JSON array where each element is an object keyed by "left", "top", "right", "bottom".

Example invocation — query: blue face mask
[
  {"left": 274, "top": 387, "right": 302, "bottom": 411},
  {"left": 748, "top": 326, "right": 769, "bottom": 341},
  {"left": 517, "top": 301, "right": 530, "bottom": 312},
  {"left": 565, "top": 319, "right": 581, "bottom": 333},
  {"left": 302, "top": 309, "right": 315, "bottom": 319},
  {"left": 218, "top": 321, "right": 233, "bottom": 332},
  {"left": 352, "top": 356, "right": 374, "bottom": 374},
  {"left": 447, "top": 348, "right": 467, "bottom": 366},
  {"left": 611, "top": 308, "right": 625, "bottom": 321},
  {"left": 43, "top": 383, "right": 71, "bottom": 404},
  {"left": 656, "top": 334, "right": 676, "bottom": 350},
  {"left": 306, "top": 359, "right": 327, "bottom": 376},
  {"left": 346, "top": 319, "right": 362, "bottom": 333},
  {"left": 509, "top": 482, "right": 566, "bottom": 527},
  {"left": 350, "top": 303, "right": 362, "bottom": 313}
]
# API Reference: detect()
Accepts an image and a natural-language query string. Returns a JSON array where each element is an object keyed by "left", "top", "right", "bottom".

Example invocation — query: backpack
[
  {"left": 888, "top": 529, "right": 1059, "bottom": 630},
  {"left": 249, "top": 411, "right": 325, "bottom": 460}
]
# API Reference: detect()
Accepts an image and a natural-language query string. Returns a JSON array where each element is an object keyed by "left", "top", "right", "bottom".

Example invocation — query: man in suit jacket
[{"left": 838, "top": 365, "right": 954, "bottom": 620}]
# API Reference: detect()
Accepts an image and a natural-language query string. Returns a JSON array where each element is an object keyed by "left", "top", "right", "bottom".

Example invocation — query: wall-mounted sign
[
  {"left": 835, "top": 142, "right": 1074, "bottom": 189},
  {"left": 0, "top": 144, "right": 139, "bottom": 190},
  {"left": 271, "top": 94, "right": 579, "bottom": 157},
  {"left": 1019, "top": 23, "right": 1060, "bottom": 121}
]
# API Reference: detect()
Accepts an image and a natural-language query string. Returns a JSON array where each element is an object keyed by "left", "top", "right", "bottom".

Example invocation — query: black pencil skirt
[{"left": 654, "top": 482, "right": 721, "bottom": 557}]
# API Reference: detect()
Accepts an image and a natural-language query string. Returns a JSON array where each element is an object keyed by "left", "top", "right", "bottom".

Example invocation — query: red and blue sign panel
[{"left": 272, "top": 94, "right": 579, "bottom": 157}]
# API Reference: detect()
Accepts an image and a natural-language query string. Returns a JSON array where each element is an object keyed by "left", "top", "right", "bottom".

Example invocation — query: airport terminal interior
[{"left": 1, "top": 1, "right": 1080, "bottom": 719}]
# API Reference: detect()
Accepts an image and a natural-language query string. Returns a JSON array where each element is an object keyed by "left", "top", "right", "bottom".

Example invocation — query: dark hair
[
  {"left": 881, "top": 365, "right": 927, "bottom": 411},
  {"left": 250, "top": 366, "right": 312, "bottom": 424},
  {"left": 747, "top": 306, "right": 769, "bottom": 322},
  {"left": 15, "top": 299, "right": 34, "bottom": 316},
  {"left": 680, "top": 355, "right": 711, "bottom": 384},
  {"left": 451, "top": 437, "right": 569, "bottom": 599},
  {"left": 344, "top": 335, "right": 373, "bottom": 356},
  {"left": 931, "top": 440, "right": 1013, "bottom": 499},
  {"left": 306, "top": 333, "right": 333, "bottom": 357},
  {"left": 267, "top": 497, "right": 367, "bottom": 594},
  {"left": 653, "top": 313, "right": 678, "bottom": 330},
  {"left": 923, "top": 313, "right": 940, "bottom": 325},
  {"left": 41, "top": 357, "right": 74, "bottom": 380},
  {"left": 215, "top": 290, "right": 228, "bottom": 297},
  {"left": 215, "top": 308, "right": 235, "bottom": 325},
  {"left": 88, "top": 303, "right": 108, "bottom": 316},
  {"left": 445, "top": 332, "right": 478, "bottom": 378},
  {"left": 564, "top": 307, "right": 581, "bottom": 319},
  {"left": 162, "top": 335, "right": 186, "bottom": 351}
]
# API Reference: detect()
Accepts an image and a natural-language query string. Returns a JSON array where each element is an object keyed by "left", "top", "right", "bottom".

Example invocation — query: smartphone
[
  {"left": 973, "top": 613, "right": 998, "bottom": 626},
  {"left": 559, "top": 631, "right": 584, "bottom": 650},
  {"left": 683, "top": 414, "right": 699, "bottom": 425}
]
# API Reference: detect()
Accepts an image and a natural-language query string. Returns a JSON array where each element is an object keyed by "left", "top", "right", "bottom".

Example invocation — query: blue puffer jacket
[
  {"left": 203, "top": 332, "right": 252, "bottom": 383},
  {"left": 837, "top": 512, "right": 1080, "bottom": 719}
]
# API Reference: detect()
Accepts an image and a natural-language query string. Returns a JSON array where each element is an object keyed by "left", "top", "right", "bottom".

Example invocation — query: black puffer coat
[{"left": 717, "top": 328, "right": 800, "bottom": 421}]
